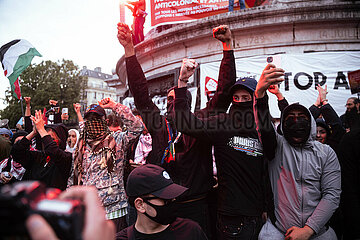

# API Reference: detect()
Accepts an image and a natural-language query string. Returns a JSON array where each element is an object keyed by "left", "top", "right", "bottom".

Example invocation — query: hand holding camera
[
  {"left": 26, "top": 185, "right": 115, "bottom": 240},
  {"left": 0, "top": 181, "right": 115, "bottom": 240}
]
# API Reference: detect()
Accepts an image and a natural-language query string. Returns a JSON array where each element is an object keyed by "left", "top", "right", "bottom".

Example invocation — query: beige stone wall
[{"left": 116, "top": 0, "right": 360, "bottom": 92}]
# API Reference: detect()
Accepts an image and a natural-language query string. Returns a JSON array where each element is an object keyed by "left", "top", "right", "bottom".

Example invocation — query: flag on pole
[{"left": 0, "top": 39, "right": 42, "bottom": 99}]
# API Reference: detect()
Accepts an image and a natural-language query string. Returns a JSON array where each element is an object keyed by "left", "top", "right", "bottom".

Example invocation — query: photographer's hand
[
  {"left": 60, "top": 186, "right": 116, "bottom": 240},
  {"left": 26, "top": 214, "right": 58, "bottom": 240},
  {"left": 26, "top": 186, "right": 115, "bottom": 240}
]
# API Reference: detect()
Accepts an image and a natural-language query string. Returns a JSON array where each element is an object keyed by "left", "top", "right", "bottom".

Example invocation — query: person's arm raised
[{"left": 117, "top": 23, "right": 135, "bottom": 57}]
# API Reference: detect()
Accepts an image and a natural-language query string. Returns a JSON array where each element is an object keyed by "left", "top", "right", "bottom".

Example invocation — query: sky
[{"left": 0, "top": 0, "right": 151, "bottom": 110}]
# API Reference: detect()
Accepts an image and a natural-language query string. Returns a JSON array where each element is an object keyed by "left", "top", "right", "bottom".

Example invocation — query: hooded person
[
  {"left": 66, "top": 129, "right": 80, "bottom": 154},
  {"left": 116, "top": 164, "right": 207, "bottom": 240},
  {"left": 11, "top": 120, "right": 72, "bottom": 190},
  {"left": 174, "top": 76, "right": 270, "bottom": 239},
  {"left": 118, "top": 23, "right": 237, "bottom": 239},
  {"left": 253, "top": 64, "right": 341, "bottom": 240}
]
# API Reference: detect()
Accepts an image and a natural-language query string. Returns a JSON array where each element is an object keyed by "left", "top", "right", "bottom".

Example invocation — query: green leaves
[{"left": 0, "top": 59, "right": 87, "bottom": 128}]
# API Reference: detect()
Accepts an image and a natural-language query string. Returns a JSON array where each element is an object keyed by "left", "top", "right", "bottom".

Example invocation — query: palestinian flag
[{"left": 0, "top": 39, "right": 42, "bottom": 99}]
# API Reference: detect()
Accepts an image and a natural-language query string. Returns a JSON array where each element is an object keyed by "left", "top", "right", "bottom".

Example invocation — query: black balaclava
[
  {"left": 229, "top": 86, "right": 254, "bottom": 129},
  {"left": 282, "top": 104, "right": 311, "bottom": 147},
  {"left": 166, "top": 87, "right": 192, "bottom": 122}
]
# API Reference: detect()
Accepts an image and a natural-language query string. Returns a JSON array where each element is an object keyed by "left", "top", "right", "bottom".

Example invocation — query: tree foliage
[{"left": 0, "top": 59, "right": 87, "bottom": 128}]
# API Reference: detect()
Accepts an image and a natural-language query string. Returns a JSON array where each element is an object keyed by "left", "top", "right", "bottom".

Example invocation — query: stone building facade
[{"left": 115, "top": 0, "right": 360, "bottom": 111}]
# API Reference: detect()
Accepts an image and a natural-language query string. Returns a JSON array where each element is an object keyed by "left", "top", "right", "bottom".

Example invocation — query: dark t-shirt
[{"left": 116, "top": 218, "right": 207, "bottom": 240}]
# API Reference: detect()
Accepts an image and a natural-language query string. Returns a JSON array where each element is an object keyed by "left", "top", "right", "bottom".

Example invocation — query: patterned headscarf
[{"left": 73, "top": 118, "right": 115, "bottom": 185}]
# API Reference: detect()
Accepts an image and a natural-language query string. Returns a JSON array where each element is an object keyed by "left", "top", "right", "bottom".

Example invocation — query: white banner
[{"left": 200, "top": 51, "right": 360, "bottom": 118}]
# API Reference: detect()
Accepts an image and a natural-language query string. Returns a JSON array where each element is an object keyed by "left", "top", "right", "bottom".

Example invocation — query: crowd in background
[{"left": 0, "top": 23, "right": 359, "bottom": 240}]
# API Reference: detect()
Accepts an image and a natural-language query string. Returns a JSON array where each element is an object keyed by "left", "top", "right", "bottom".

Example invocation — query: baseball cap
[
  {"left": 230, "top": 77, "right": 258, "bottom": 95},
  {"left": 126, "top": 164, "right": 188, "bottom": 200},
  {"left": 84, "top": 104, "right": 106, "bottom": 119}
]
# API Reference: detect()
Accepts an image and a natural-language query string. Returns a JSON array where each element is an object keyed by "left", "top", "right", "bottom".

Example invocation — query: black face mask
[
  {"left": 229, "top": 101, "right": 254, "bottom": 129},
  {"left": 143, "top": 199, "right": 178, "bottom": 225},
  {"left": 231, "top": 100, "right": 253, "bottom": 110},
  {"left": 283, "top": 116, "right": 311, "bottom": 147}
]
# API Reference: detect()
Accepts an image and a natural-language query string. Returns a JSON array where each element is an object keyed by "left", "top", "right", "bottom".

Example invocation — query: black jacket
[
  {"left": 11, "top": 123, "right": 72, "bottom": 190},
  {"left": 175, "top": 87, "right": 267, "bottom": 216},
  {"left": 125, "top": 51, "right": 235, "bottom": 200}
]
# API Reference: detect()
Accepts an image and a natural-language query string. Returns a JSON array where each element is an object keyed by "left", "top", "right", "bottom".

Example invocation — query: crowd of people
[{"left": 0, "top": 23, "right": 359, "bottom": 240}]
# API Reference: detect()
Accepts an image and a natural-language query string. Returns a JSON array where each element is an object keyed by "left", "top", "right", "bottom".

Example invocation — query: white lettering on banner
[
  {"left": 155, "top": 0, "right": 199, "bottom": 10},
  {"left": 199, "top": 51, "right": 360, "bottom": 117}
]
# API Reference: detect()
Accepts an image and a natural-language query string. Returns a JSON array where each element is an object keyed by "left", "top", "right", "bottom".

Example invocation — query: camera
[
  {"left": 266, "top": 56, "right": 273, "bottom": 63},
  {"left": 0, "top": 181, "right": 84, "bottom": 240}
]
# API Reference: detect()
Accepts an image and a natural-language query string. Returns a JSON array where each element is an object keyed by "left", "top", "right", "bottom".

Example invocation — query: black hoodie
[
  {"left": 175, "top": 87, "right": 267, "bottom": 217},
  {"left": 11, "top": 123, "right": 72, "bottom": 190}
]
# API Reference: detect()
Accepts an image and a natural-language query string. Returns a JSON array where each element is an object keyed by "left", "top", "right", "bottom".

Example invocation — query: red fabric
[{"left": 14, "top": 77, "right": 22, "bottom": 99}]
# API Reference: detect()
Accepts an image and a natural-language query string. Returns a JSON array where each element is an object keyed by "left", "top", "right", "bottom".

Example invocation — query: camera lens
[{"left": 267, "top": 57, "right": 273, "bottom": 63}]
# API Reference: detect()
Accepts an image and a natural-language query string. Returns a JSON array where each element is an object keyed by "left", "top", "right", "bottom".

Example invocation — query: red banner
[{"left": 150, "top": 0, "right": 270, "bottom": 27}]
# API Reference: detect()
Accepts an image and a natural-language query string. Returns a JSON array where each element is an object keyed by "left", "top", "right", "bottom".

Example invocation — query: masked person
[
  {"left": 175, "top": 74, "right": 273, "bottom": 239},
  {"left": 11, "top": 110, "right": 72, "bottom": 190},
  {"left": 254, "top": 64, "right": 341, "bottom": 240},
  {"left": 117, "top": 23, "right": 236, "bottom": 238},
  {"left": 70, "top": 99, "right": 144, "bottom": 232},
  {"left": 117, "top": 164, "right": 207, "bottom": 239}
]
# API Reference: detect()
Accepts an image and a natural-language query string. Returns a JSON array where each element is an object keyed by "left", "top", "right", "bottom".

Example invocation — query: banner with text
[
  {"left": 150, "top": 0, "right": 270, "bottom": 26},
  {"left": 200, "top": 51, "right": 360, "bottom": 117}
]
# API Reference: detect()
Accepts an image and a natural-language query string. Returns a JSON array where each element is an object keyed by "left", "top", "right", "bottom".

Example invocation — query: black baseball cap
[
  {"left": 84, "top": 104, "right": 106, "bottom": 119},
  {"left": 126, "top": 164, "right": 188, "bottom": 200}
]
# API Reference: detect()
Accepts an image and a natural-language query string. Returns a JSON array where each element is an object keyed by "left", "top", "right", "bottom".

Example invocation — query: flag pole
[{"left": 18, "top": 77, "right": 25, "bottom": 120}]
